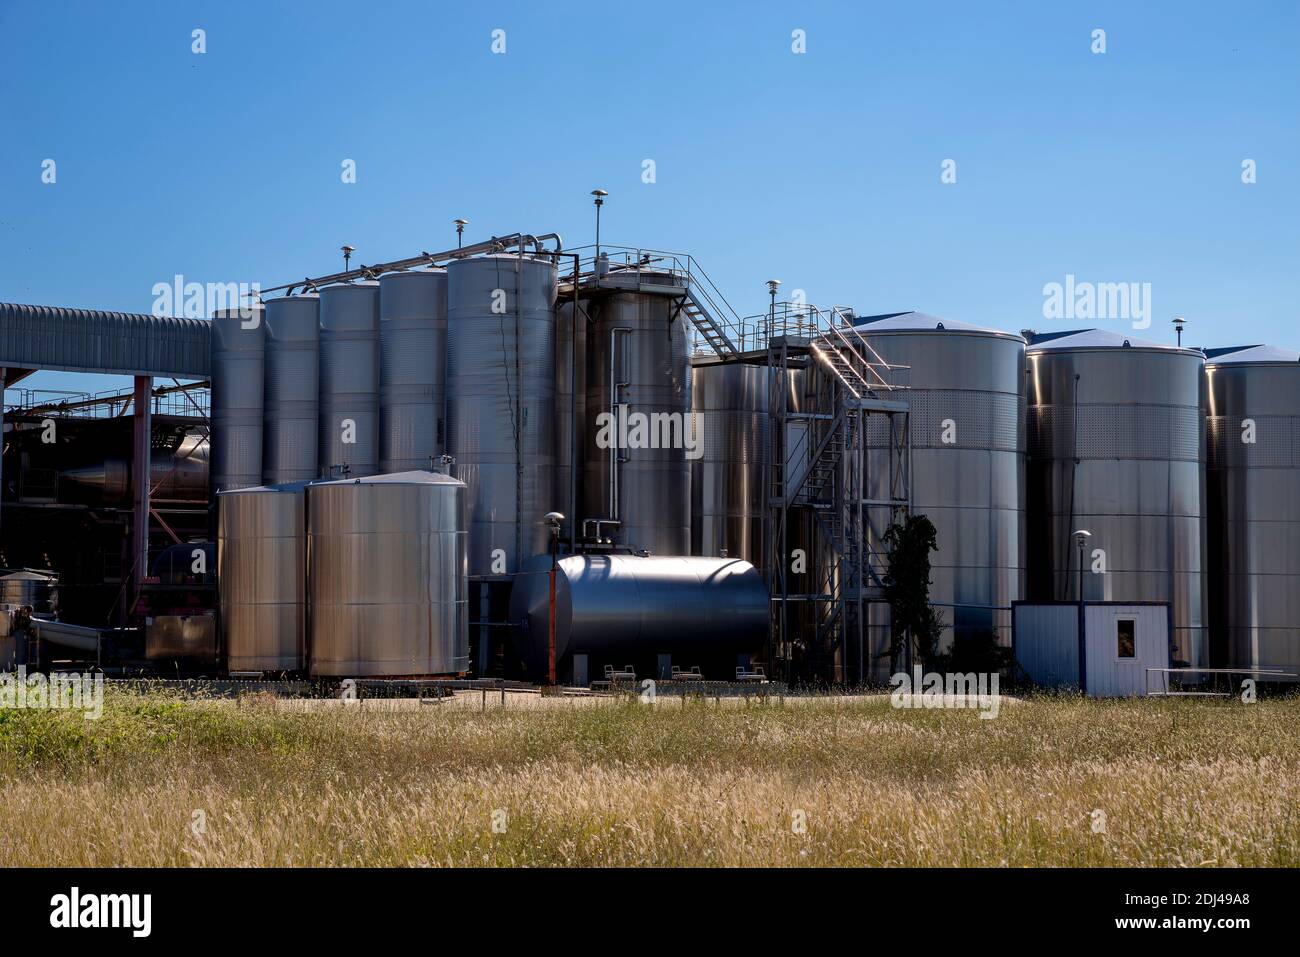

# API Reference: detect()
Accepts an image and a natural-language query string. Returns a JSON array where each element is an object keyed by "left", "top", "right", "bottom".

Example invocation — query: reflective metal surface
[
  {"left": 218, "top": 482, "right": 307, "bottom": 672},
  {"left": 509, "top": 554, "right": 768, "bottom": 679},
  {"left": 210, "top": 306, "right": 265, "bottom": 492},
  {"left": 691, "top": 362, "right": 802, "bottom": 568},
  {"left": 0, "top": 570, "right": 57, "bottom": 614},
  {"left": 380, "top": 270, "right": 447, "bottom": 473},
  {"left": 318, "top": 283, "right": 380, "bottom": 478},
  {"left": 262, "top": 295, "right": 319, "bottom": 484},
  {"left": 584, "top": 282, "right": 692, "bottom": 556},
  {"left": 446, "top": 255, "right": 558, "bottom": 576},
  {"left": 1204, "top": 345, "right": 1300, "bottom": 674},
  {"left": 855, "top": 313, "right": 1027, "bottom": 679},
  {"left": 1027, "top": 330, "right": 1207, "bottom": 667},
  {"left": 145, "top": 614, "right": 217, "bottom": 662},
  {"left": 59, "top": 432, "right": 208, "bottom": 503},
  {"left": 555, "top": 299, "right": 587, "bottom": 542},
  {"left": 308, "top": 470, "right": 468, "bottom": 676}
]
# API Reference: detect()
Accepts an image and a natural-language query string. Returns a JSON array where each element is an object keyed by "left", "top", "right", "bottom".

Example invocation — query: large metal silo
[
  {"left": 318, "top": 282, "right": 380, "bottom": 479},
  {"left": 1026, "top": 329, "right": 1207, "bottom": 668},
  {"left": 262, "top": 295, "right": 319, "bottom": 484},
  {"left": 379, "top": 269, "right": 447, "bottom": 473},
  {"left": 210, "top": 306, "right": 265, "bottom": 493},
  {"left": 446, "top": 254, "right": 558, "bottom": 576},
  {"left": 1204, "top": 345, "right": 1300, "bottom": 676},
  {"left": 308, "top": 470, "right": 468, "bottom": 676},
  {"left": 583, "top": 280, "right": 692, "bottom": 556},
  {"left": 691, "top": 361, "right": 802, "bottom": 569},
  {"left": 217, "top": 481, "right": 307, "bottom": 673},
  {"left": 854, "top": 313, "right": 1026, "bottom": 678}
]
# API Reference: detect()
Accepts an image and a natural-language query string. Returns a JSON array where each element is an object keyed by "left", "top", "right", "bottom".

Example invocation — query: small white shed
[{"left": 1012, "top": 602, "right": 1171, "bottom": 697}]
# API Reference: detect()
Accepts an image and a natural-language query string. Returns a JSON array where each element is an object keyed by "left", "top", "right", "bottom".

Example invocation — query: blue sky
[{"left": 2, "top": 0, "right": 1296, "bottom": 394}]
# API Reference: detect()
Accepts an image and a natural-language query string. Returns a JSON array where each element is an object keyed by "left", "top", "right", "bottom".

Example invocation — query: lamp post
[
  {"left": 545, "top": 511, "right": 565, "bottom": 686},
  {"left": 591, "top": 189, "right": 608, "bottom": 261},
  {"left": 1074, "top": 528, "right": 1091, "bottom": 694},
  {"left": 341, "top": 245, "right": 354, "bottom": 271},
  {"left": 766, "top": 279, "right": 781, "bottom": 343},
  {"left": 1172, "top": 316, "right": 1186, "bottom": 347},
  {"left": 454, "top": 219, "right": 468, "bottom": 249}
]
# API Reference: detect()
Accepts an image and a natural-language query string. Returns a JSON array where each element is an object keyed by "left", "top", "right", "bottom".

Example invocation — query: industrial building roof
[
  {"left": 852, "top": 311, "right": 1021, "bottom": 338},
  {"left": 1026, "top": 328, "right": 1196, "bottom": 354},
  {"left": 1203, "top": 344, "right": 1300, "bottom": 364}
]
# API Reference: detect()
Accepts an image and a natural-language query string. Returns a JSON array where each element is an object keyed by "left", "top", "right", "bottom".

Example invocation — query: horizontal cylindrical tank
[
  {"left": 380, "top": 270, "right": 447, "bottom": 473},
  {"left": 446, "top": 254, "right": 558, "bottom": 576},
  {"left": 217, "top": 481, "right": 308, "bottom": 672},
  {"left": 1204, "top": 345, "right": 1300, "bottom": 675},
  {"left": 509, "top": 554, "right": 769, "bottom": 679},
  {"left": 854, "top": 312, "right": 1026, "bottom": 679},
  {"left": 584, "top": 282, "right": 692, "bottom": 555},
  {"left": 1027, "top": 329, "right": 1207, "bottom": 668},
  {"left": 59, "top": 432, "right": 209, "bottom": 503},
  {"left": 308, "top": 470, "right": 468, "bottom": 676},
  {"left": 318, "top": 283, "right": 380, "bottom": 479},
  {"left": 210, "top": 306, "right": 265, "bottom": 492},
  {"left": 691, "top": 362, "right": 803, "bottom": 569},
  {"left": 262, "top": 295, "right": 320, "bottom": 484}
]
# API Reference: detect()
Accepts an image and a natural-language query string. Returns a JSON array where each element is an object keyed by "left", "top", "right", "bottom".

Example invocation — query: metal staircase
[{"left": 682, "top": 288, "right": 739, "bottom": 360}]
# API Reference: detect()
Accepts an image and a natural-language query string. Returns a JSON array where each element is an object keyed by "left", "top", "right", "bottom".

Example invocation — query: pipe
[
  {"left": 132, "top": 375, "right": 152, "bottom": 604},
  {"left": 608, "top": 327, "right": 632, "bottom": 520}
]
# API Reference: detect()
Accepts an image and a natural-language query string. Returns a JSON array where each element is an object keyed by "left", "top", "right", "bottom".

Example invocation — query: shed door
[{"left": 1084, "top": 605, "right": 1169, "bottom": 697}]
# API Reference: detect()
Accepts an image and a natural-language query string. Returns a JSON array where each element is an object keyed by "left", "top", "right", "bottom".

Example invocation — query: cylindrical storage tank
[
  {"left": 854, "top": 313, "right": 1026, "bottom": 680},
  {"left": 318, "top": 283, "right": 380, "bottom": 479},
  {"left": 583, "top": 281, "right": 692, "bottom": 556},
  {"left": 509, "top": 554, "right": 769, "bottom": 680},
  {"left": 379, "top": 269, "right": 447, "bottom": 473},
  {"left": 0, "top": 570, "right": 57, "bottom": 615},
  {"left": 308, "top": 470, "right": 468, "bottom": 676},
  {"left": 1026, "top": 329, "right": 1207, "bottom": 667},
  {"left": 210, "top": 306, "right": 265, "bottom": 492},
  {"left": 262, "top": 295, "right": 320, "bottom": 484},
  {"left": 1204, "top": 345, "right": 1300, "bottom": 675},
  {"left": 217, "top": 481, "right": 307, "bottom": 672},
  {"left": 446, "top": 255, "right": 558, "bottom": 576},
  {"left": 554, "top": 300, "right": 587, "bottom": 543},
  {"left": 691, "top": 361, "right": 803, "bottom": 570}
]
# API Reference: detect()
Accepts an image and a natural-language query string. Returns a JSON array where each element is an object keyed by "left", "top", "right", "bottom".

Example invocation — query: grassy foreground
[{"left": 1, "top": 690, "right": 1297, "bottom": 866}]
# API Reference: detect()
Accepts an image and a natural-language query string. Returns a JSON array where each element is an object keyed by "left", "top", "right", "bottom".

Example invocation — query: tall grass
[{"left": 0, "top": 690, "right": 1296, "bottom": 866}]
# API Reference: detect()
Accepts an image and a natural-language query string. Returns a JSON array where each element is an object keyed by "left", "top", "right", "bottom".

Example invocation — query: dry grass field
[{"left": 1, "top": 689, "right": 1297, "bottom": 867}]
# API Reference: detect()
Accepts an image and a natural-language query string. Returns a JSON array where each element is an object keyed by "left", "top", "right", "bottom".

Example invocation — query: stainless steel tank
[
  {"left": 1027, "top": 329, "right": 1207, "bottom": 667},
  {"left": 691, "top": 361, "right": 803, "bottom": 569},
  {"left": 509, "top": 554, "right": 768, "bottom": 679},
  {"left": 262, "top": 295, "right": 320, "bottom": 484},
  {"left": 446, "top": 254, "right": 558, "bottom": 576},
  {"left": 1204, "top": 345, "right": 1300, "bottom": 675},
  {"left": 554, "top": 299, "right": 588, "bottom": 542},
  {"left": 59, "top": 432, "right": 208, "bottom": 503},
  {"left": 379, "top": 270, "right": 447, "bottom": 473},
  {"left": 210, "top": 306, "right": 265, "bottom": 492},
  {"left": 583, "top": 280, "right": 692, "bottom": 555},
  {"left": 854, "top": 313, "right": 1026, "bottom": 679},
  {"left": 217, "top": 481, "right": 307, "bottom": 672},
  {"left": 318, "top": 283, "right": 380, "bottom": 479},
  {"left": 308, "top": 470, "right": 468, "bottom": 676},
  {"left": 0, "top": 570, "right": 57, "bottom": 614}
]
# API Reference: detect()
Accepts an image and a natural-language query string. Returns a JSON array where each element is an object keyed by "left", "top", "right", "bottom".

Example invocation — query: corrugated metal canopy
[{"left": 0, "top": 302, "right": 211, "bottom": 382}]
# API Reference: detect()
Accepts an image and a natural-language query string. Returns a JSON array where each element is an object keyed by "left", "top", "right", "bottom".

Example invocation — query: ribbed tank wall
[
  {"left": 856, "top": 326, "right": 1027, "bottom": 681},
  {"left": 1204, "top": 352, "right": 1300, "bottom": 674},
  {"left": 217, "top": 482, "right": 306, "bottom": 672},
  {"left": 691, "top": 363, "right": 802, "bottom": 569},
  {"left": 318, "top": 283, "right": 380, "bottom": 478},
  {"left": 210, "top": 306, "right": 265, "bottom": 493},
  {"left": 307, "top": 471, "right": 468, "bottom": 676},
  {"left": 262, "top": 295, "right": 319, "bottom": 484},
  {"left": 379, "top": 270, "right": 447, "bottom": 473},
  {"left": 1027, "top": 343, "right": 1207, "bottom": 668},
  {"left": 583, "top": 287, "right": 692, "bottom": 556},
  {"left": 446, "top": 255, "right": 558, "bottom": 576}
]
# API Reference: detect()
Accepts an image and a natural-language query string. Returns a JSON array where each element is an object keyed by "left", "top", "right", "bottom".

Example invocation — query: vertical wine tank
[
  {"left": 379, "top": 269, "right": 447, "bottom": 473},
  {"left": 307, "top": 470, "right": 468, "bottom": 676},
  {"left": 691, "top": 361, "right": 803, "bottom": 569},
  {"left": 1026, "top": 329, "right": 1207, "bottom": 668},
  {"left": 1204, "top": 345, "right": 1300, "bottom": 675},
  {"left": 854, "top": 312, "right": 1027, "bottom": 679},
  {"left": 209, "top": 306, "right": 265, "bottom": 493},
  {"left": 217, "top": 481, "right": 307, "bottom": 672},
  {"left": 318, "top": 282, "right": 380, "bottom": 479},
  {"left": 445, "top": 254, "right": 558, "bottom": 576},
  {"left": 583, "top": 274, "right": 692, "bottom": 556},
  {"left": 261, "top": 295, "right": 319, "bottom": 484}
]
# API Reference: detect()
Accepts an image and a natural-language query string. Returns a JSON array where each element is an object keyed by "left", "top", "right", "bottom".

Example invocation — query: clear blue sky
[{"left": 2, "top": 0, "right": 1296, "bottom": 394}]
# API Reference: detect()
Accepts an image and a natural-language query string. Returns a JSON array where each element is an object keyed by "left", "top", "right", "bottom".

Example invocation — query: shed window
[{"left": 1117, "top": 618, "right": 1136, "bottom": 659}]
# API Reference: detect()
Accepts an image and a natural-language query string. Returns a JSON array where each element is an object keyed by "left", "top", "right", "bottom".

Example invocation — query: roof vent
[
  {"left": 1122, "top": 339, "right": 1131, "bottom": 347},
  {"left": 936, "top": 322, "right": 945, "bottom": 330}
]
